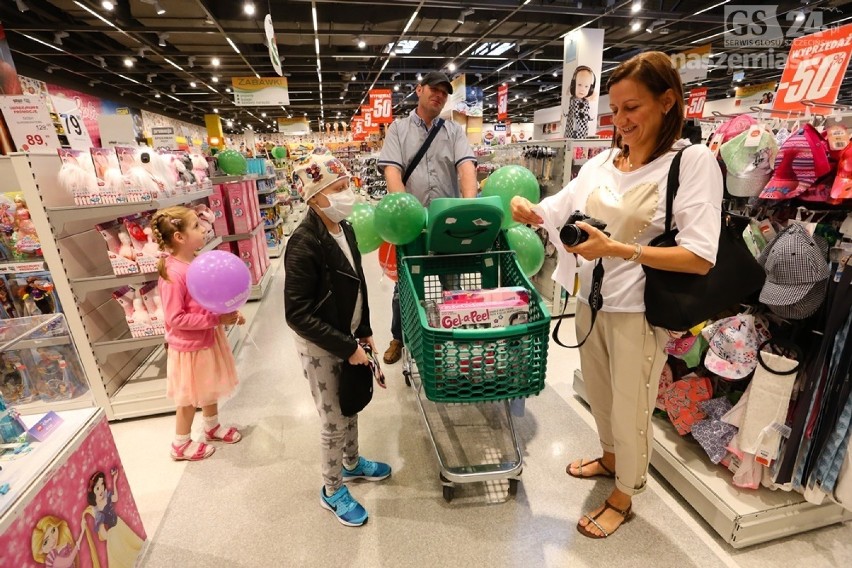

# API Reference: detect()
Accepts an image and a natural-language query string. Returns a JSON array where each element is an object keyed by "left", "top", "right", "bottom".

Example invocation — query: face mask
[{"left": 319, "top": 188, "right": 355, "bottom": 223}]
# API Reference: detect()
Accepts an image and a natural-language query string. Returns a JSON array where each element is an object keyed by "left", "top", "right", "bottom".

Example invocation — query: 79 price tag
[{"left": 368, "top": 89, "right": 393, "bottom": 124}]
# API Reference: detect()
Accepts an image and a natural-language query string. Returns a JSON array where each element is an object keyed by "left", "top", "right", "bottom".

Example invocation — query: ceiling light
[
  {"left": 262, "top": 112, "right": 267, "bottom": 117},
  {"left": 214, "top": 108, "right": 219, "bottom": 113},
  {"left": 94, "top": 55, "right": 107, "bottom": 68},
  {"left": 190, "top": 81, "right": 197, "bottom": 88},
  {"left": 155, "top": 1, "right": 165, "bottom": 15},
  {"left": 46, "top": 66, "right": 57, "bottom": 74},
  {"left": 187, "top": 56, "right": 196, "bottom": 68},
  {"left": 158, "top": 32, "right": 169, "bottom": 46},
  {"left": 393, "top": 84, "right": 400, "bottom": 91},
  {"left": 147, "top": 73, "right": 156, "bottom": 82},
  {"left": 226, "top": 87, "right": 232, "bottom": 93},
  {"left": 692, "top": 0, "right": 731, "bottom": 16},
  {"left": 457, "top": 8, "right": 475, "bottom": 24},
  {"left": 416, "top": 73, "right": 423, "bottom": 82},
  {"left": 101, "top": 1, "right": 114, "bottom": 10},
  {"left": 170, "top": 84, "right": 176, "bottom": 92},
  {"left": 53, "top": 31, "right": 69, "bottom": 45},
  {"left": 226, "top": 37, "right": 241, "bottom": 54},
  {"left": 357, "top": 38, "right": 366, "bottom": 49},
  {"left": 15, "top": 0, "right": 28, "bottom": 12},
  {"left": 523, "top": 97, "right": 528, "bottom": 102},
  {"left": 154, "top": 93, "right": 161, "bottom": 98},
  {"left": 211, "top": 58, "right": 221, "bottom": 68},
  {"left": 124, "top": 57, "right": 134, "bottom": 67},
  {"left": 212, "top": 76, "right": 219, "bottom": 82},
  {"left": 340, "top": 95, "right": 344, "bottom": 99},
  {"left": 244, "top": 2, "right": 255, "bottom": 16},
  {"left": 448, "top": 62, "right": 456, "bottom": 72},
  {"left": 631, "top": 0, "right": 641, "bottom": 13},
  {"left": 631, "top": 21, "right": 641, "bottom": 31}
]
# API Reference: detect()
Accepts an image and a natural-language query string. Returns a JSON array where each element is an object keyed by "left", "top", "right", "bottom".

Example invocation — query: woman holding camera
[{"left": 512, "top": 51, "right": 722, "bottom": 539}]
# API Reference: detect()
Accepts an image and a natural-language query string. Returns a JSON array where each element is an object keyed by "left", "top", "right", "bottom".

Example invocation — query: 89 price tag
[{"left": 0, "top": 95, "right": 61, "bottom": 153}]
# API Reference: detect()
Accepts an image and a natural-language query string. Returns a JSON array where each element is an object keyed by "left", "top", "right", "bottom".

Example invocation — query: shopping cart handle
[{"left": 450, "top": 324, "right": 528, "bottom": 340}]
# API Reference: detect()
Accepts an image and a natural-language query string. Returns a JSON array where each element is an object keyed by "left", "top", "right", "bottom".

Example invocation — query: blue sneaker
[
  {"left": 319, "top": 486, "right": 368, "bottom": 527},
  {"left": 342, "top": 457, "right": 392, "bottom": 481}
]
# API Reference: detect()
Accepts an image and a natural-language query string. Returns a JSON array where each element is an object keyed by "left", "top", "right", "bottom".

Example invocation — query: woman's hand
[
  {"left": 348, "top": 344, "right": 370, "bottom": 365},
  {"left": 218, "top": 312, "right": 239, "bottom": 325},
  {"left": 510, "top": 196, "right": 543, "bottom": 226},
  {"left": 236, "top": 312, "right": 246, "bottom": 326},
  {"left": 564, "top": 222, "right": 622, "bottom": 261},
  {"left": 361, "top": 336, "right": 377, "bottom": 355}
]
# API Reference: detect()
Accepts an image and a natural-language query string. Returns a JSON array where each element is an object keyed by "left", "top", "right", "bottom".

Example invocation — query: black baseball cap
[{"left": 419, "top": 71, "right": 453, "bottom": 94}]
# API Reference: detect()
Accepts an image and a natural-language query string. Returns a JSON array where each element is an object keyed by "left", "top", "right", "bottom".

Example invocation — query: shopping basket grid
[{"left": 399, "top": 246, "right": 549, "bottom": 403}]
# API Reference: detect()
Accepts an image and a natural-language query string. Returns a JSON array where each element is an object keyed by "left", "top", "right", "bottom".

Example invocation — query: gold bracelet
[{"left": 626, "top": 243, "right": 642, "bottom": 262}]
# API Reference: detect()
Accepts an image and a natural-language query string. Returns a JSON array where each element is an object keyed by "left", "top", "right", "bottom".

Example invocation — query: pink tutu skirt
[{"left": 167, "top": 326, "right": 238, "bottom": 407}]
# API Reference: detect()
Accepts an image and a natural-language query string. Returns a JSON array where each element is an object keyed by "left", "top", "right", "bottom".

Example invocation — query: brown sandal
[
  {"left": 566, "top": 457, "right": 615, "bottom": 479},
  {"left": 576, "top": 500, "right": 634, "bottom": 539}
]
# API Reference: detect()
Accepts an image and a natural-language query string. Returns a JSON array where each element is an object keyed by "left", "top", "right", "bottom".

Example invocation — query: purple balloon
[{"left": 186, "top": 251, "right": 252, "bottom": 314}]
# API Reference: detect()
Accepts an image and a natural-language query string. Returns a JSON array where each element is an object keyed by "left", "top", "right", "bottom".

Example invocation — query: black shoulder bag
[
  {"left": 402, "top": 118, "right": 444, "bottom": 185},
  {"left": 642, "top": 148, "right": 766, "bottom": 331}
]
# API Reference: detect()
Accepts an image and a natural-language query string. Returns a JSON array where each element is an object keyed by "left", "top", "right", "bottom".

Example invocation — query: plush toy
[{"left": 193, "top": 204, "right": 216, "bottom": 242}]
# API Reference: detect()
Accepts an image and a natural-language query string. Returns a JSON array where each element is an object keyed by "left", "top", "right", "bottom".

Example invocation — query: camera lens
[{"left": 560, "top": 224, "right": 588, "bottom": 247}]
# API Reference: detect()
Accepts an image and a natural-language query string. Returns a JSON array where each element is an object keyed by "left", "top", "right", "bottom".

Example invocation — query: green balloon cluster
[
  {"left": 506, "top": 225, "right": 545, "bottom": 277},
  {"left": 347, "top": 203, "right": 383, "bottom": 254},
  {"left": 481, "top": 165, "right": 540, "bottom": 229},
  {"left": 374, "top": 193, "right": 427, "bottom": 245},
  {"left": 271, "top": 146, "right": 288, "bottom": 160},
  {"left": 217, "top": 149, "right": 248, "bottom": 175}
]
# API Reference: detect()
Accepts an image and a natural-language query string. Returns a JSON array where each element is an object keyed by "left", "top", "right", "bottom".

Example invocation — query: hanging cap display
[
  {"left": 757, "top": 224, "right": 830, "bottom": 319},
  {"left": 713, "top": 114, "right": 757, "bottom": 144},
  {"left": 701, "top": 314, "right": 771, "bottom": 380},
  {"left": 830, "top": 143, "right": 852, "bottom": 200},
  {"left": 292, "top": 154, "right": 352, "bottom": 202},
  {"left": 759, "top": 124, "right": 833, "bottom": 200},
  {"left": 720, "top": 128, "right": 779, "bottom": 197}
]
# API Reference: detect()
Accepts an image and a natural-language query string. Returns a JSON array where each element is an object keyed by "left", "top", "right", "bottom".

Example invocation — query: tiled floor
[{"left": 110, "top": 250, "right": 852, "bottom": 567}]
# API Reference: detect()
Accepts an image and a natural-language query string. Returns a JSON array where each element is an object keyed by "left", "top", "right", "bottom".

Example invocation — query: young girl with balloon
[
  {"left": 151, "top": 206, "right": 245, "bottom": 461},
  {"left": 284, "top": 154, "right": 391, "bottom": 527}
]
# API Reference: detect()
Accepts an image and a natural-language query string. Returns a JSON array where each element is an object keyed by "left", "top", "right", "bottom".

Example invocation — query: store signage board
[
  {"left": 360, "top": 106, "right": 380, "bottom": 133},
  {"left": 672, "top": 44, "right": 711, "bottom": 85},
  {"left": 685, "top": 87, "right": 708, "bottom": 118},
  {"left": 232, "top": 77, "right": 290, "bottom": 106},
  {"left": 0, "top": 95, "right": 61, "bottom": 153},
  {"left": 368, "top": 89, "right": 393, "bottom": 124},
  {"left": 98, "top": 114, "right": 137, "bottom": 147},
  {"left": 151, "top": 126, "right": 177, "bottom": 149},
  {"left": 497, "top": 84, "right": 508, "bottom": 121},
  {"left": 351, "top": 117, "right": 366, "bottom": 141},
  {"left": 773, "top": 23, "right": 852, "bottom": 114},
  {"left": 276, "top": 117, "right": 309, "bottom": 135},
  {"left": 734, "top": 81, "right": 777, "bottom": 108},
  {"left": 265, "top": 14, "right": 283, "bottom": 76}
]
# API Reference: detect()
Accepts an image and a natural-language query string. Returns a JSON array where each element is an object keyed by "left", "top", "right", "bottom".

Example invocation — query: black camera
[{"left": 559, "top": 211, "right": 608, "bottom": 246}]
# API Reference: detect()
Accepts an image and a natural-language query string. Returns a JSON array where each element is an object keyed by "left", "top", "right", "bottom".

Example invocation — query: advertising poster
[
  {"left": 497, "top": 84, "right": 508, "bottom": 121},
  {"left": 561, "top": 29, "right": 604, "bottom": 139},
  {"left": 0, "top": 416, "right": 147, "bottom": 567},
  {"left": 734, "top": 81, "right": 777, "bottom": 107},
  {"left": 232, "top": 77, "right": 290, "bottom": 106}
]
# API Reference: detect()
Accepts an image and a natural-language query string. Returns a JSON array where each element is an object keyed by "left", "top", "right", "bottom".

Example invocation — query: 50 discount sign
[
  {"left": 685, "top": 87, "right": 708, "bottom": 118},
  {"left": 773, "top": 23, "right": 852, "bottom": 114},
  {"left": 368, "top": 89, "right": 393, "bottom": 124}
]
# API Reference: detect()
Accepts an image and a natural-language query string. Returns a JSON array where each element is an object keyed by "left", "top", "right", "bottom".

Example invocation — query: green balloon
[
  {"left": 218, "top": 149, "right": 248, "bottom": 175},
  {"left": 271, "top": 146, "right": 288, "bottom": 160},
  {"left": 374, "top": 193, "right": 427, "bottom": 245},
  {"left": 482, "top": 165, "right": 540, "bottom": 229},
  {"left": 506, "top": 225, "right": 545, "bottom": 278},
  {"left": 347, "top": 202, "right": 383, "bottom": 254}
]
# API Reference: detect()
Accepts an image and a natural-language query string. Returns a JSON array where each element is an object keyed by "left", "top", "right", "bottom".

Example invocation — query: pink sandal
[
  {"left": 170, "top": 440, "right": 215, "bottom": 461},
  {"left": 204, "top": 424, "right": 242, "bottom": 444}
]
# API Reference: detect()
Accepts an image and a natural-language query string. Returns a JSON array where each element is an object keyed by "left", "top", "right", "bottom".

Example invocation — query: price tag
[
  {"left": 59, "top": 110, "right": 93, "bottom": 150},
  {"left": 708, "top": 132, "right": 725, "bottom": 157},
  {"left": 773, "top": 24, "right": 852, "bottom": 114},
  {"left": 826, "top": 124, "right": 850, "bottom": 151},
  {"left": 685, "top": 87, "right": 707, "bottom": 119},
  {"left": 368, "top": 89, "right": 393, "bottom": 124},
  {"left": 0, "top": 95, "right": 61, "bottom": 153},
  {"left": 743, "top": 124, "right": 764, "bottom": 148}
]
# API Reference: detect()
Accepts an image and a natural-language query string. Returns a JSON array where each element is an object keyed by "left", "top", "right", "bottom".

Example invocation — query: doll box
[
  {"left": 437, "top": 300, "right": 529, "bottom": 330},
  {"left": 237, "top": 239, "right": 263, "bottom": 285},
  {"left": 222, "top": 183, "right": 253, "bottom": 234},
  {"left": 208, "top": 185, "right": 230, "bottom": 237}
]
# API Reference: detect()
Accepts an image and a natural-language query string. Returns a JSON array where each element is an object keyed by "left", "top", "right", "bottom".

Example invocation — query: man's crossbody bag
[{"left": 402, "top": 118, "right": 444, "bottom": 185}]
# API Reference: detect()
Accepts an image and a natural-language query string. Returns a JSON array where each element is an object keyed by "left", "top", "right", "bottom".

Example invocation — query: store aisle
[{"left": 111, "top": 251, "right": 851, "bottom": 568}]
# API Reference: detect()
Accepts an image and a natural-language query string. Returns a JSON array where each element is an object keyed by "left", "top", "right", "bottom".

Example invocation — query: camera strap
[{"left": 552, "top": 259, "right": 604, "bottom": 349}]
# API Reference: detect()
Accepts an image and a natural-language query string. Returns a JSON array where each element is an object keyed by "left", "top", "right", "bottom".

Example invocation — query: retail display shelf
[
  {"left": 6, "top": 335, "right": 73, "bottom": 350},
  {"left": 210, "top": 175, "right": 243, "bottom": 184},
  {"left": 46, "top": 188, "right": 213, "bottom": 234},
  {"left": 571, "top": 370, "right": 852, "bottom": 548},
  {"left": 92, "top": 332, "right": 164, "bottom": 358},
  {"left": 221, "top": 223, "right": 263, "bottom": 242},
  {"left": 259, "top": 202, "right": 279, "bottom": 210},
  {"left": 257, "top": 186, "right": 277, "bottom": 196},
  {"left": 248, "top": 264, "right": 275, "bottom": 301},
  {"left": 263, "top": 218, "right": 283, "bottom": 230},
  {"left": 0, "top": 260, "right": 48, "bottom": 274},
  {"left": 268, "top": 241, "right": 285, "bottom": 259},
  {"left": 70, "top": 271, "right": 158, "bottom": 297}
]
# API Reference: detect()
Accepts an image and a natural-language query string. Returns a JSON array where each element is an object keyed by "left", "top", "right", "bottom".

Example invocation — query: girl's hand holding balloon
[
  {"left": 219, "top": 312, "right": 240, "bottom": 326},
  {"left": 236, "top": 312, "right": 246, "bottom": 326}
]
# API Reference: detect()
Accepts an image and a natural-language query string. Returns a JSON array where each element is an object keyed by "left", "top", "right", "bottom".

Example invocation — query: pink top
[{"left": 158, "top": 255, "right": 219, "bottom": 352}]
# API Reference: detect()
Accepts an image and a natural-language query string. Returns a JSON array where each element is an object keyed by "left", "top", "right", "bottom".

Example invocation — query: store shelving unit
[
  {"left": 0, "top": 152, "right": 271, "bottom": 420},
  {"left": 572, "top": 369, "right": 852, "bottom": 547}
]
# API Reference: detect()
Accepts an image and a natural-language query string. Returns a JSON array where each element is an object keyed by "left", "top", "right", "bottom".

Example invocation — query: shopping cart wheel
[
  {"left": 508, "top": 478, "right": 519, "bottom": 496},
  {"left": 442, "top": 484, "right": 454, "bottom": 502},
  {"left": 403, "top": 370, "right": 411, "bottom": 387}
]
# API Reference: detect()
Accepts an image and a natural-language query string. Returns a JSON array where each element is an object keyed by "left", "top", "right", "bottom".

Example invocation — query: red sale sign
[
  {"left": 351, "top": 117, "right": 366, "bottom": 141},
  {"left": 497, "top": 84, "right": 508, "bottom": 121},
  {"left": 685, "top": 87, "right": 708, "bottom": 118},
  {"left": 368, "top": 89, "right": 393, "bottom": 124},
  {"left": 360, "top": 105, "right": 380, "bottom": 133},
  {"left": 773, "top": 23, "right": 852, "bottom": 114}
]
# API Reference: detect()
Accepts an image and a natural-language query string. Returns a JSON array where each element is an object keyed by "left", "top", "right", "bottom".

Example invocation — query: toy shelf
[
  {"left": 221, "top": 222, "right": 263, "bottom": 242},
  {"left": 0, "top": 260, "right": 48, "bottom": 274},
  {"left": 259, "top": 202, "right": 278, "bottom": 210},
  {"left": 267, "top": 241, "right": 285, "bottom": 259},
  {"left": 263, "top": 218, "right": 282, "bottom": 230}
]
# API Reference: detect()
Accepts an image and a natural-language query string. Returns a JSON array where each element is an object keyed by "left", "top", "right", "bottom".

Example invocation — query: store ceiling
[{"left": 2, "top": 0, "right": 851, "bottom": 135}]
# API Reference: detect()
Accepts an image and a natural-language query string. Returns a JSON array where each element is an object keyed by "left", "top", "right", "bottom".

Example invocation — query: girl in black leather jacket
[{"left": 284, "top": 154, "right": 391, "bottom": 528}]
